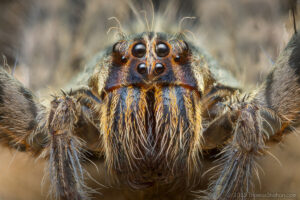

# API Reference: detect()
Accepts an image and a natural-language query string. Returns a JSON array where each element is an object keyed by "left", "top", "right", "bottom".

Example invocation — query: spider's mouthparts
[{"left": 100, "top": 84, "right": 203, "bottom": 187}]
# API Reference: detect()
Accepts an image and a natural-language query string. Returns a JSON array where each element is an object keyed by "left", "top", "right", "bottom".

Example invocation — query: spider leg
[
  {"left": 254, "top": 32, "right": 300, "bottom": 137},
  {"left": 0, "top": 68, "right": 47, "bottom": 153},
  {"left": 207, "top": 103, "right": 269, "bottom": 200},
  {"left": 202, "top": 104, "right": 282, "bottom": 150},
  {"left": 201, "top": 84, "right": 240, "bottom": 150},
  {"left": 0, "top": 68, "right": 101, "bottom": 199},
  {"left": 47, "top": 93, "right": 88, "bottom": 200},
  {"left": 205, "top": 32, "right": 300, "bottom": 199},
  {"left": 202, "top": 111, "right": 238, "bottom": 150}
]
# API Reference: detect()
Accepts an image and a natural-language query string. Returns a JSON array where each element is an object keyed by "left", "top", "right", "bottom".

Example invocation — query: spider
[{"left": 0, "top": 5, "right": 300, "bottom": 200}]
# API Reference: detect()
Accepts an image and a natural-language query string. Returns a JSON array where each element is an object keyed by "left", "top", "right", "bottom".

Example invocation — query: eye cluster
[
  {"left": 112, "top": 39, "right": 190, "bottom": 68},
  {"left": 132, "top": 42, "right": 171, "bottom": 76}
]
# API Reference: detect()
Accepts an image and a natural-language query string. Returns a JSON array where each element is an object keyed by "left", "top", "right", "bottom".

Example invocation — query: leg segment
[
  {"left": 48, "top": 94, "right": 87, "bottom": 200},
  {"left": 207, "top": 103, "right": 267, "bottom": 200},
  {"left": 0, "top": 68, "right": 47, "bottom": 153},
  {"left": 205, "top": 33, "right": 300, "bottom": 199},
  {"left": 255, "top": 32, "right": 300, "bottom": 136},
  {"left": 0, "top": 68, "right": 100, "bottom": 199}
]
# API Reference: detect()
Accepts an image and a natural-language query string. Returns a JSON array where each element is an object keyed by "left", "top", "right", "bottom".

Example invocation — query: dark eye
[
  {"left": 137, "top": 63, "right": 147, "bottom": 74},
  {"left": 132, "top": 43, "right": 146, "bottom": 58},
  {"left": 156, "top": 42, "right": 169, "bottom": 57}
]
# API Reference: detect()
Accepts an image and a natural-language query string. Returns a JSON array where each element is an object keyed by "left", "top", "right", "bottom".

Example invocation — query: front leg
[
  {"left": 0, "top": 68, "right": 98, "bottom": 199},
  {"left": 207, "top": 102, "right": 271, "bottom": 200},
  {"left": 206, "top": 32, "right": 300, "bottom": 199},
  {"left": 47, "top": 93, "right": 88, "bottom": 200}
]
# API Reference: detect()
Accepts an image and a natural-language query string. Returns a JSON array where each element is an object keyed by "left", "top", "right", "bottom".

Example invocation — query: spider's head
[
  {"left": 91, "top": 32, "right": 213, "bottom": 188},
  {"left": 105, "top": 32, "right": 198, "bottom": 92}
]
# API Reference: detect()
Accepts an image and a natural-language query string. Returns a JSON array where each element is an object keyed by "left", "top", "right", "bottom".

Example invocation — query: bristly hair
[{"left": 100, "top": 84, "right": 203, "bottom": 190}]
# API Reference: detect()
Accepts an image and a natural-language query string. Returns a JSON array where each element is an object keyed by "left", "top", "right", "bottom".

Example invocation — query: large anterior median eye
[
  {"left": 132, "top": 43, "right": 146, "bottom": 58},
  {"left": 155, "top": 42, "right": 169, "bottom": 57}
]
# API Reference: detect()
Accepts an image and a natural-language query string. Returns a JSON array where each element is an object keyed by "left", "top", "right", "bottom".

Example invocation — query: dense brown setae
[{"left": 101, "top": 85, "right": 202, "bottom": 188}]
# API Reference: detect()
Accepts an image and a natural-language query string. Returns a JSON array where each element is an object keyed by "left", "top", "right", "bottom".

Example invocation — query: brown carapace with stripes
[{"left": 1, "top": 29, "right": 300, "bottom": 200}]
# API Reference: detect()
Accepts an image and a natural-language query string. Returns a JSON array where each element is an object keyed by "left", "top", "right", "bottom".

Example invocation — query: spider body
[{"left": 0, "top": 29, "right": 300, "bottom": 200}]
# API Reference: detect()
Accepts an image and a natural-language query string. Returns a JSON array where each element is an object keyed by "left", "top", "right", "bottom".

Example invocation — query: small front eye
[
  {"left": 154, "top": 63, "right": 165, "bottom": 75},
  {"left": 132, "top": 43, "right": 146, "bottom": 58},
  {"left": 156, "top": 42, "right": 169, "bottom": 57},
  {"left": 137, "top": 63, "right": 147, "bottom": 74}
]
